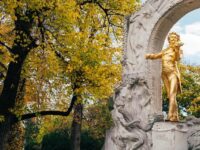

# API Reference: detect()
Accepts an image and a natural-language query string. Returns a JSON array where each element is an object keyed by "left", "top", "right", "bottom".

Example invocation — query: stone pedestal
[{"left": 152, "top": 122, "right": 189, "bottom": 150}]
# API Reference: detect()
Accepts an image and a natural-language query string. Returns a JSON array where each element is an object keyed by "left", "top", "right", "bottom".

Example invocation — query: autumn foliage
[{"left": 0, "top": 0, "right": 140, "bottom": 149}]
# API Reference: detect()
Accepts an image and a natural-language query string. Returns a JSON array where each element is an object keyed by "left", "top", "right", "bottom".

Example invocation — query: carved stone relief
[{"left": 106, "top": 79, "right": 153, "bottom": 150}]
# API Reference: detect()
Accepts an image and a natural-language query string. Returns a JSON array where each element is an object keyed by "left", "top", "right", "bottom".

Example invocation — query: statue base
[
  {"left": 103, "top": 116, "right": 200, "bottom": 150},
  {"left": 152, "top": 120, "right": 200, "bottom": 150}
]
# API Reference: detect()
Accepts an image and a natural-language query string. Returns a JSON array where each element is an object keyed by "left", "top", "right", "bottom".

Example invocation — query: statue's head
[{"left": 168, "top": 32, "right": 183, "bottom": 47}]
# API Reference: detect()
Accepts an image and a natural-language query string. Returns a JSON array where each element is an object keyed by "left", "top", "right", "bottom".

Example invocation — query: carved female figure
[{"left": 146, "top": 32, "right": 183, "bottom": 121}]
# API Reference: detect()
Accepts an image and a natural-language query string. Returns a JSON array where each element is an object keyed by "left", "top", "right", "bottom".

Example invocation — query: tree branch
[
  {"left": 11, "top": 94, "right": 77, "bottom": 123},
  {"left": 16, "top": 110, "right": 69, "bottom": 121},
  {"left": 0, "top": 62, "right": 7, "bottom": 71},
  {"left": 78, "top": 0, "right": 94, "bottom": 6},
  {"left": 0, "top": 41, "right": 13, "bottom": 53},
  {"left": 54, "top": 50, "right": 69, "bottom": 64}
]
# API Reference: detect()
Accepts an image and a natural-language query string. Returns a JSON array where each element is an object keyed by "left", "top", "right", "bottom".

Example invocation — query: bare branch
[
  {"left": 109, "top": 22, "right": 123, "bottom": 28},
  {"left": 0, "top": 62, "right": 7, "bottom": 71},
  {"left": 11, "top": 94, "right": 77, "bottom": 123},
  {"left": 0, "top": 41, "right": 13, "bottom": 53},
  {"left": 77, "top": 0, "right": 94, "bottom": 6},
  {"left": 108, "top": 11, "right": 124, "bottom": 17},
  {"left": 54, "top": 50, "right": 69, "bottom": 64}
]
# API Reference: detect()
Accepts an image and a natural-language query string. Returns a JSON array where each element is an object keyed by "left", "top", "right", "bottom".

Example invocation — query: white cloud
[
  {"left": 185, "top": 22, "right": 200, "bottom": 36},
  {"left": 170, "top": 23, "right": 183, "bottom": 33},
  {"left": 180, "top": 33, "right": 200, "bottom": 56},
  {"left": 180, "top": 22, "right": 200, "bottom": 56}
]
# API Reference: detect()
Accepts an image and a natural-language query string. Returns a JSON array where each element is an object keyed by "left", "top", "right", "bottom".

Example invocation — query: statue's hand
[
  {"left": 179, "top": 42, "right": 184, "bottom": 47},
  {"left": 175, "top": 41, "right": 184, "bottom": 47},
  {"left": 145, "top": 54, "right": 150, "bottom": 59}
]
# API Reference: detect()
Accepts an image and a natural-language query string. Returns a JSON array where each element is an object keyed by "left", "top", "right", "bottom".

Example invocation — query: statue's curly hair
[{"left": 168, "top": 32, "right": 180, "bottom": 41}]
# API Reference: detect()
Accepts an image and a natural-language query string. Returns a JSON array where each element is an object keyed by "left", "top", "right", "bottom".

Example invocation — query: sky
[{"left": 141, "top": 0, "right": 200, "bottom": 65}]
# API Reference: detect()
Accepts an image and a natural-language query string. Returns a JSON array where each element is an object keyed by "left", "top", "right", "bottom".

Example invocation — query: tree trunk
[
  {"left": 0, "top": 116, "right": 12, "bottom": 150},
  {"left": 0, "top": 5, "right": 35, "bottom": 149},
  {"left": 0, "top": 57, "right": 26, "bottom": 150},
  {"left": 5, "top": 122, "right": 25, "bottom": 150},
  {"left": 70, "top": 102, "right": 83, "bottom": 150},
  {"left": 0, "top": 57, "right": 26, "bottom": 111}
]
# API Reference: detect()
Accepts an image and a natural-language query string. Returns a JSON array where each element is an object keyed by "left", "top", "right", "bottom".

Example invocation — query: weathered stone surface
[
  {"left": 104, "top": 0, "right": 200, "bottom": 150},
  {"left": 152, "top": 122, "right": 188, "bottom": 150},
  {"left": 152, "top": 118, "right": 200, "bottom": 150},
  {"left": 185, "top": 116, "right": 200, "bottom": 150},
  {"left": 104, "top": 80, "right": 154, "bottom": 150}
]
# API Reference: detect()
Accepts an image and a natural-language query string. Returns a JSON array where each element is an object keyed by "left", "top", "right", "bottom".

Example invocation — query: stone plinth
[{"left": 152, "top": 122, "right": 188, "bottom": 150}]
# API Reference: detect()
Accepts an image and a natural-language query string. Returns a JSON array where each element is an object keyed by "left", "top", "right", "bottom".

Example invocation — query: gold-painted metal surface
[{"left": 146, "top": 32, "right": 183, "bottom": 122}]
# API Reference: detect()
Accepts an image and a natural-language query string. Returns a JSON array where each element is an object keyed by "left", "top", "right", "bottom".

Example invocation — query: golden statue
[{"left": 146, "top": 32, "right": 183, "bottom": 122}]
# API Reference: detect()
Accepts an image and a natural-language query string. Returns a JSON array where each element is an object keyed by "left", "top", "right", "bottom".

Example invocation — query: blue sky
[
  {"left": 169, "top": 9, "right": 200, "bottom": 65},
  {"left": 141, "top": 0, "right": 200, "bottom": 65}
]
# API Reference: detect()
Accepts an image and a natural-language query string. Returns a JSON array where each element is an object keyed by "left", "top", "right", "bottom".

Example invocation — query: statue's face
[
  {"left": 168, "top": 34, "right": 179, "bottom": 46},
  {"left": 168, "top": 33, "right": 184, "bottom": 49}
]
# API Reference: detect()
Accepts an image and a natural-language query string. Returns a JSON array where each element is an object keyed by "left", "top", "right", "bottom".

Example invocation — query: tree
[
  {"left": 183, "top": 65, "right": 200, "bottom": 117},
  {"left": 63, "top": 1, "right": 140, "bottom": 149},
  {"left": 0, "top": 2, "right": 38, "bottom": 148},
  {"left": 83, "top": 101, "right": 113, "bottom": 139},
  {"left": 0, "top": 1, "right": 80, "bottom": 148},
  {"left": 0, "top": 0, "right": 140, "bottom": 149}
]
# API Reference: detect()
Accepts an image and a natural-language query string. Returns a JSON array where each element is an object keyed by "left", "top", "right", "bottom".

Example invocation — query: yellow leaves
[
  {"left": 109, "top": 0, "right": 140, "bottom": 14},
  {"left": 46, "top": 49, "right": 63, "bottom": 75},
  {"left": 188, "top": 97, "right": 200, "bottom": 114},
  {"left": 1, "top": 0, "right": 18, "bottom": 17},
  {"left": 0, "top": 0, "right": 140, "bottom": 117},
  {"left": 0, "top": 16, "right": 15, "bottom": 66},
  {"left": 82, "top": 65, "right": 91, "bottom": 74},
  {"left": 62, "top": 29, "right": 123, "bottom": 99},
  {"left": 24, "top": 81, "right": 34, "bottom": 103},
  {"left": 82, "top": 63, "right": 121, "bottom": 99},
  {"left": 0, "top": 24, "right": 12, "bottom": 35},
  {"left": 0, "top": 115, "right": 5, "bottom": 122},
  {"left": 52, "top": 0, "right": 80, "bottom": 27},
  {"left": 66, "top": 64, "right": 73, "bottom": 73}
]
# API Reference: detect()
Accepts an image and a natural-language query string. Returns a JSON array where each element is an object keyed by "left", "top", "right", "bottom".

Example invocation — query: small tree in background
[{"left": 163, "top": 64, "right": 200, "bottom": 118}]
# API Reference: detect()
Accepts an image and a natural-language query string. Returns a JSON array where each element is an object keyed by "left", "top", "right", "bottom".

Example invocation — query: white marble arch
[
  {"left": 104, "top": 0, "right": 200, "bottom": 150},
  {"left": 124, "top": 0, "right": 200, "bottom": 116}
]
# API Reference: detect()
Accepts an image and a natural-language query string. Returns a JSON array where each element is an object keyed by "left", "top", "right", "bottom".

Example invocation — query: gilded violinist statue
[{"left": 146, "top": 32, "right": 183, "bottom": 121}]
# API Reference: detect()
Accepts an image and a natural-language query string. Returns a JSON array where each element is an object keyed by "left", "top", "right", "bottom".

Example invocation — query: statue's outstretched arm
[{"left": 145, "top": 52, "right": 162, "bottom": 60}]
